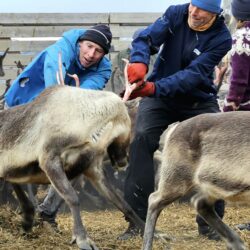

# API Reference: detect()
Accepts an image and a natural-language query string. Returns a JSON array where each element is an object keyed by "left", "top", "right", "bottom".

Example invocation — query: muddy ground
[{"left": 0, "top": 202, "right": 249, "bottom": 250}]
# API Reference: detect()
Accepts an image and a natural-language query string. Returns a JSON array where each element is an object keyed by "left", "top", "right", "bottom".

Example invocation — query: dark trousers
[{"left": 124, "top": 97, "right": 225, "bottom": 225}]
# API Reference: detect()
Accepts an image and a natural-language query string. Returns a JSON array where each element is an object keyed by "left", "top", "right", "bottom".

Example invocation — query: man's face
[
  {"left": 78, "top": 40, "right": 105, "bottom": 68},
  {"left": 188, "top": 3, "right": 216, "bottom": 28}
]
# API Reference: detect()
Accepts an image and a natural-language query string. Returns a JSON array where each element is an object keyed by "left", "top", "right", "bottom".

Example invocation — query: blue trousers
[{"left": 124, "top": 97, "right": 224, "bottom": 225}]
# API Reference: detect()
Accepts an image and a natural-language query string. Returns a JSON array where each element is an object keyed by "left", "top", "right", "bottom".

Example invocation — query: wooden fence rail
[{"left": 0, "top": 13, "right": 161, "bottom": 84}]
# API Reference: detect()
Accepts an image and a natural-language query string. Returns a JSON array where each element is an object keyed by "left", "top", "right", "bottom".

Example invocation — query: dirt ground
[{"left": 0, "top": 202, "right": 249, "bottom": 250}]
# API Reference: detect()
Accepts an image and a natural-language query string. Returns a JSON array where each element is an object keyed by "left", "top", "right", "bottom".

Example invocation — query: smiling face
[
  {"left": 188, "top": 3, "right": 216, "bottom": 28},
  {"left": 78, "top": 40, "right": 105, "bottom": 68}
]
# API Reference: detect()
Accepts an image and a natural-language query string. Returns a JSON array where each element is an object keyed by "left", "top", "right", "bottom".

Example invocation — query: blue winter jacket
[
  {"left": 5, "top": 29, "right": 112, "bottom": 107},
  {"left": 130, "top": 3, "right": 232, "bottom": 103}
]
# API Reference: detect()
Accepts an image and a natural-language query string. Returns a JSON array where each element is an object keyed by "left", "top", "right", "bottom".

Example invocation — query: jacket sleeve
[
  {"left": 80, "top": 62, "right": 112, "bottom": 90},
  {"left": 155, "top": 41, "right": 232, "bottom": 97},
  {"left": 226, "top": 50, "right": 250, "bottom": 106},
  {"left": 43, "top": 52, "right": 66, "bottom": 87}
]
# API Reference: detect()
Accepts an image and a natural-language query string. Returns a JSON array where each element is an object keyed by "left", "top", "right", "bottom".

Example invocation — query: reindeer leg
[
  {"left": 26, "top": 184, "right": 38, "bottom": 207},
  {"left": 41, "top": 153, "right": 98, "bottom": 250},
  {"left": 193, "top": 193, "right": 246, "bottom": 250},
  {"left": 12, "top": 183, "right": 35, "bottom": 232},
  {"left": 143, "top": 189, "right": 179, "bottom": 250},
  {"left": 85, "top": 167, "right": 145, "bottom": 232}
]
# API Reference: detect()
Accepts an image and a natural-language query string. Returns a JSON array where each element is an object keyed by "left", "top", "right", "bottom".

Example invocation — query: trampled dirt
[{"left": 0, "top": 202, "right": 249, "bottom": 250}]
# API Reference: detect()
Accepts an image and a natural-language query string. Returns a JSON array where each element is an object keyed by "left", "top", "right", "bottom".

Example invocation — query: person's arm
[
  {"left": 154, "top": 41, "right": 232, "bottom": 97},
  {"left": 79, "top": 67, "right": 112, "bottom": 90},
  {"left": 127, "top": 6, "right": 180, "bottom": 84},
  {"left": 43, "top": 52, "right": 66, "bottom": 87},
  {"left": 224, "top": 53, "right": 250, "bottom": 109},
  {"left": 125, "top": 40, "right": 232, "bottom": 100}
]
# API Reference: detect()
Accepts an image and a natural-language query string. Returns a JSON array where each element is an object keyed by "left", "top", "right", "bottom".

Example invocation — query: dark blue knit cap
[
  {"left": 79, "top": 24, "right": 112, "bottom": 54},
  {"left": 232, "top": 0, "right": 250, "bottom": 21}
]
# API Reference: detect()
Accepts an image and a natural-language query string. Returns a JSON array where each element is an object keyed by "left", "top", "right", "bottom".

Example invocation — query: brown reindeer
[{"left": 143, "top": 111, "right": 250, "bottom": 250}]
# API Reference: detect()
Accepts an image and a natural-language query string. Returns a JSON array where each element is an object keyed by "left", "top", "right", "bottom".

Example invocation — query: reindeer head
[{"left": 107, "top": 138, "right": 130, "bottom": 170}]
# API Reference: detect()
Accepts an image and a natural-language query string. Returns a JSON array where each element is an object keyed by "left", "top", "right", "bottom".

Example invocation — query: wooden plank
[
  {"left": 0, "top": 40, "right": 54, "bottom": 53},
  {"left": 0, "top": 13, "right": 109, "bottom": 25},
  {"left": 111, "top": 39, "right": 131, "bottom": 52},
  {"left": 0, "top": 39, "right": 132, "bottom": 56},
  {"left": 0, "top": 68, "right": 19, "bottom": 80},
  {"left": 0, "top": 26, "right": 93, "bottom": 38},
  {"left": 2, "top": 53, "right": 35, "bottom": 66},
  {"left": 110, "top": 25, "right": 148, "bottom": 38},
  {"left": 110, "top": 13, "right": 161, "bottom": 24},
  {"left": 0, "top": 83, "right": 7, "bottom": 95},
  {"left": 0, "top": 25, "right": 148, "bottom": 39}
]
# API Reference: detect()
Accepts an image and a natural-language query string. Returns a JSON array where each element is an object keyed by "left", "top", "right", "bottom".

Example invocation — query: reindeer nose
[{"left": 115, "top": 157, "right": 128, "bottom": 170}]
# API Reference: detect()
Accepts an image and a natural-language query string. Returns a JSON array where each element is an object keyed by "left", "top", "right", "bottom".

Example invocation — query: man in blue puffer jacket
[
  {"left": 119, "top": 0, "right": 232, "bottom": 241},
  {"left": 5, "top": 24, "right": 112, "bottom": 107}
]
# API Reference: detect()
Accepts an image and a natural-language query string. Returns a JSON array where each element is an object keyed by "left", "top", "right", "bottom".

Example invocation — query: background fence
[{"left": 0, "top": 12, "right": 161, "bottom": 92}]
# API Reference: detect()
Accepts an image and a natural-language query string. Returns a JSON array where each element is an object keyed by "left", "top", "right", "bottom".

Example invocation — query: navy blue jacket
[{"left": 130, "top": 3, "right": 232, "bottom": 103}]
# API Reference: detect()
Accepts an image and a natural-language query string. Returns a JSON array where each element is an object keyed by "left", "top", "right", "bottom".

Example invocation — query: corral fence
[{"left": 0, "top": 12, "right": 161, "bottom": 94}]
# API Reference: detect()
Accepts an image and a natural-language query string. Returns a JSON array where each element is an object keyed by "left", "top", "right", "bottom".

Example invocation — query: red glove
[
  {"left": 127, "top": 63, "right": 148, "bottom": 83},
  {"left": 129, "top": 81, "right": 155, "bottom": 100}
]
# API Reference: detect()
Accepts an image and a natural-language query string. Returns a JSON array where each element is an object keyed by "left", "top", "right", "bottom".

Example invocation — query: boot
[
  {"left": 198, "top": 225, "right": 221, "bottom": 241},
  {"left": 37, "top": 211, "right": 60, "bottom": 233},
  {"left": 236, "top": 223, "right": 250, "bottom": 231},
  {"left": 117, "top": 221, "right": 142, "bottom": 240}
]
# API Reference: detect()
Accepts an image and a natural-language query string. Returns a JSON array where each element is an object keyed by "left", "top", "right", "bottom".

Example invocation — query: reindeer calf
[
  {"left": 0, "top": 85, "right": 144, "bottom": 250},
  {"left": 143, "top": 111, "right": 250, "bottom": 250}
]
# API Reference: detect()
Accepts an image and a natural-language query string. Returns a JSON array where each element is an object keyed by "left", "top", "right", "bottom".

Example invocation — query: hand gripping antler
[{"left": 122, "top": 58, "right": 138, "bottom": 102}]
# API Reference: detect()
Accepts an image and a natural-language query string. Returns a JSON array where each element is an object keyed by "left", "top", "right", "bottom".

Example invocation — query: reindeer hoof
[
  {"left": 70, "top": 236, "right": 76, "bottom": 245},
  {"left": 78, "top": 241, "right": 99, "bottom": 250},
  {"left": 71, "top": 236, "right": 99, "bottom": 250}
]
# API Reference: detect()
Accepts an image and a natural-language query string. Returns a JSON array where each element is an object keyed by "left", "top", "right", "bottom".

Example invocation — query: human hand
[
  {"left": 223, "top": 105, "right": 234, "bottom": 112},
  {"left": 223, "top": 100, "right": 238, "bottom": 112},
  {"left": 213, "top": 65, "right": 228, "bottom": 86},
  {"left": 127, "top": 63, "right": 147, "bottom": 83},
  {"left": 123, "top": 81, "right": 155, "bottom": 100}
]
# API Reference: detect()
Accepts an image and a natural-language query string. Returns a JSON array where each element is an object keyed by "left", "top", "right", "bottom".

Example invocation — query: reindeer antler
[
  {"left": 56, "top": 51, "right": 80, "bottom": 87},
  {"left": 0, "top": 47, "right": 9, "bottom": 77},
  {"left": 67, "top": 73, "right": 80, "bottom": 87},
  {"left": 122, "top": 58, "right": 137, "bottom": 102},
  {"left": 56, "top": 51, "right": 65, "bottom": 85}
]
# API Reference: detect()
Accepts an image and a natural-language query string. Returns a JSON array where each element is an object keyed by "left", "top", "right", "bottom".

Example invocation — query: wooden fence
[{"left": 0, "top": 13, "right": 161, "bottom": 86}]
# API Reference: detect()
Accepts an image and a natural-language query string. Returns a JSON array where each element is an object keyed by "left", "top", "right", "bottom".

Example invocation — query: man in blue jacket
[
  {"left": 3, "top": 24, "right": 112, "bottom": 226},
  {"left": 5, "top": 24, "right": 112, "bottom": 107},
  {"left": 119, "top": 0, "right": 232, "bottom": 241}
]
